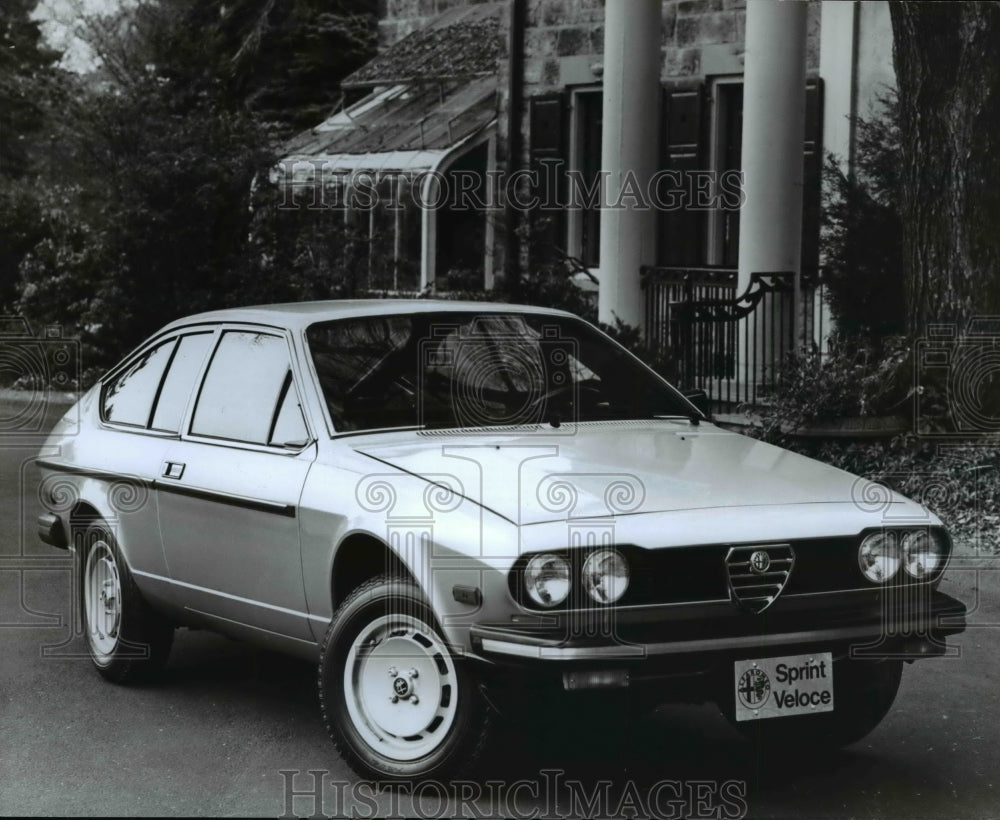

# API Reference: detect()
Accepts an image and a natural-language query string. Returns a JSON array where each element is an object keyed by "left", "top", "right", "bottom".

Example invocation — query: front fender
[{"left": 299, "top": 455, "right": 522, "bottom": 651}]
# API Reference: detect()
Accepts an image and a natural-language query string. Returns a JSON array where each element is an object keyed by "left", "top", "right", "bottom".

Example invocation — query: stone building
[{"left": 279, "top": 1, "right": 895, "bottom": 344}]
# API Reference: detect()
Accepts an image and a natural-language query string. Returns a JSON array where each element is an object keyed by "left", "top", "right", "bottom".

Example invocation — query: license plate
[{"left": 734, "top": 652, "right": 834, "bottom": 721}]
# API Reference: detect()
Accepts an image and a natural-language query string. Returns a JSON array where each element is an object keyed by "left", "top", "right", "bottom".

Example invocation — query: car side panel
[{"left": 154, "top": 440, "right": 316, "bottom": 640}]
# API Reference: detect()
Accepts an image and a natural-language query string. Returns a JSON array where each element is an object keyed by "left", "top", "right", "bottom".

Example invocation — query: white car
[{"left": 36, "top": 300, "right": 966, "bottom": 780}]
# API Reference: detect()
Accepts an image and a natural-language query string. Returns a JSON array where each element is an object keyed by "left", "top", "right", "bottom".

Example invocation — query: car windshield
[{"left": 306, "top": 311, "right": 696, "bottom": 433}]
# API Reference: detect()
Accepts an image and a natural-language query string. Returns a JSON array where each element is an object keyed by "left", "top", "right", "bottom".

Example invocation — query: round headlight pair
[
  {"left": 524, "top": 549, "right": 630, "bottom": 607},
  {"left": 858, "top": 530, "right": 947, "bottom": 583}
]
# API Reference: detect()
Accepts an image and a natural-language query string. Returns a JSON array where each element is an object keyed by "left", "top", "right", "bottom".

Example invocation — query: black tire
[
  {"left": 78, "top": 522, "right": 174, "bottom": 683},
  {"left": 724, "top": 656, "right": 903, "bottom": 751},
  {"left": 318, "top": 574, "right": 491, "bottom": 782}
]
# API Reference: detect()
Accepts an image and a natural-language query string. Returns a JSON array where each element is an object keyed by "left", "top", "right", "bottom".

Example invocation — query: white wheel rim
[
  {"left": 343, "top": 614, "right": 459, "bottom": 762},
  {"left": 83, "top": 540, "right": 122, "bottom": 661}
]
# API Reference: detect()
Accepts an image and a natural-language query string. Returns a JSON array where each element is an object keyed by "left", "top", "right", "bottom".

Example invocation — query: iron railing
[{"left": 642, "top": 266, "right": 828, "bottom": 407}]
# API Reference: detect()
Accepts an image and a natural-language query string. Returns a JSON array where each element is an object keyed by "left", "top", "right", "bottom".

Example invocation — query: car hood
[{"left": 351, "top": 421, "right": 916, "bottom": 526}]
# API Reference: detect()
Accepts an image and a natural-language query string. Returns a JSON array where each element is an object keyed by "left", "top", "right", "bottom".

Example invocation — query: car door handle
[{"left": 162, "top": 461, "right": 185, "bottom": 480}]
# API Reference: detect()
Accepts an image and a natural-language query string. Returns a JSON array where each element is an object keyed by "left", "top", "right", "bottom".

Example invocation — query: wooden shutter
[
  {"left": 657, "top": 78, "right": 823, "bottom": 270},
  {"left": 801, "top": 78, "right": 824, "bottom": 272},
  {"left": 527, "top": 93, "right": 568, "bottom": 255},
  {"left": 659, "top": 81, "right": 705, "bottom": 266}
]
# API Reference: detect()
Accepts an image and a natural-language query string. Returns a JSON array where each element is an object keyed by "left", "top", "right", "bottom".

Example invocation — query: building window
[
  {"left": 658, "top": 81, "right": 704, "bottom": 267},
  {"left": 658, "top": 78, "right": 822, "bottom": 271},
  {"left": 436, "top": 141, "right": 491, "bottom": 287},
  {"left": 568, "top": 88, "right": 603, "bottom": 269},
  {"left": 707, "top": 79, "right": 743, "bottom": 267},
  {"left": 341, "top": 173, "right": 423, "bottom": 293}
]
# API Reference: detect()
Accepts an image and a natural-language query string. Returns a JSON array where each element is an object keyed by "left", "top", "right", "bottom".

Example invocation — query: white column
[
  {"left": 597, "top": 0, "right": 661, "bottom": 328},
  {"left": 737, "top": 0, "right": 809, "bottom": 292},
  {"left": 820, "top": 0, "right": 858, "bottom": 175},
  {"left": 818, "top": 0, "right": 858, "bottom": 350},
  {"left": 736, "top": 0, "right": 809, "bottom": 391}
]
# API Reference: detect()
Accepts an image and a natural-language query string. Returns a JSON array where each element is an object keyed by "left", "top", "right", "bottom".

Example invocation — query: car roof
[{"left": 159, "top": 299, "right": 578, "bottom": 333}]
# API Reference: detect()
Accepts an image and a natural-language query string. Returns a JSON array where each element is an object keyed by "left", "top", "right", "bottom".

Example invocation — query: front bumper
[{"left": 470, "top": 589, "right": 967, "bottom": 667}]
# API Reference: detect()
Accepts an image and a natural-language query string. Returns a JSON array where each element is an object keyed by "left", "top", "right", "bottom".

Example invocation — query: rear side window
[
  {"left": 150, "top": 333, "right": 214, "bottom": 432},
  {"left": 191, "top": 331, "right": 304, "bottom": 445},
  {"left": 102, "top": 340, "right": 175, "bottom": 427}
]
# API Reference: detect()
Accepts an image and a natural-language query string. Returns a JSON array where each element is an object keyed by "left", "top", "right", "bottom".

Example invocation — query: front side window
[
  {"left": 191, "top": 331, "right": 306, "bottom": 446},
  {"left": 307, "top": 312, "right": 694, "bottom": 433},
  {"left": 102, "top": 340, "right": 175, "bottom": 427}
]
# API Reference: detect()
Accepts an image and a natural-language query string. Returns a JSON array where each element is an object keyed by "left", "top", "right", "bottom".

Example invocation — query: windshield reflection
[{"left": 306, "top": 312, "right": 695, "bottom": 433}]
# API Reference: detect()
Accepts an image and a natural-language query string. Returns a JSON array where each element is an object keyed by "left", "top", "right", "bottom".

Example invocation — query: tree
[
  {"left": 0, "top": 0, "right": 61, "bottom": 177},
  {"left": 890, "top": 1, "right": 1000, "bottom": 331},
  {"left": 0, "top": 0, "right": 61, "bottom": 310},
  {"left": 184, "top": 0, "right": 376, "bottom": 134},
  {"left": 17, "top": 0, "right": 377, "bottom": 369},
  {"left": 18, "top": 0, "right": 274, "bottom": 366}
]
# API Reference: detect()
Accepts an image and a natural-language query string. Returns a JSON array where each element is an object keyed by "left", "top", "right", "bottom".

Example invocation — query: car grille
[{"left": 724, "top": 544, "right": 795, "bottom": 614}]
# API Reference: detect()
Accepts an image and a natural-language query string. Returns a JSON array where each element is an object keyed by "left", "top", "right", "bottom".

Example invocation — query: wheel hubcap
[
  {"left": 83, "top": 541, "right": 122, "bottom": 660},
  {"left": 344, "top": 615, "right": 459, "bottom": 762}
]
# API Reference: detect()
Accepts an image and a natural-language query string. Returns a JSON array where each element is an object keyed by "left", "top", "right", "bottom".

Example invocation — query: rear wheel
[
  {"left": 724, "top": 657, "right": 903, "bottom": 751},
  {"left": 79, "top": 523, "right": 173, "bottom": 682},
  {"left": 318, "top": 575, "right": 490, "bottom": 781}
]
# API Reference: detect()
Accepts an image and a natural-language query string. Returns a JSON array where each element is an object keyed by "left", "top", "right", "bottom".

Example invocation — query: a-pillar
[{"left": 597, "top": 0, "right": 661, "bottom": 329}]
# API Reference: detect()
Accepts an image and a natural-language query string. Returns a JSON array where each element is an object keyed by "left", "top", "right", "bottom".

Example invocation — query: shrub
[
  {"left": 806, "top": 436, "right": 999, "bottom": 549},
  {"left": 752, "top": 335, "right": 913, "bottom": 442},
  {"left": 821, "top": 92, "right": 905, "bottom": 339},
  {"left": 746, "top": 336, "right": 999, "bottom": 549}
]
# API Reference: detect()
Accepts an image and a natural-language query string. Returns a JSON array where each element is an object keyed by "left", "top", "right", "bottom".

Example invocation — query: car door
[
  {"left": 155, "top": 326, "right": 317, "bottom": 642},
  {"left": 92, "top": 331, "right": 216, "bottom": 580}
]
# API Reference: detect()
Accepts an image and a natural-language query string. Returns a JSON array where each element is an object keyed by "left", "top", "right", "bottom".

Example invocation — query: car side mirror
[{"left": 683, "top": 388, "right": 711, "bottom": 419}]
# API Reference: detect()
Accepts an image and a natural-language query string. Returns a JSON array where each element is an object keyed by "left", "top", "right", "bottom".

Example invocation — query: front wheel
[
  {"left": 724, "top": 657, "right": 904, "bottom": 751},
  {"left": 318, "top": 575, "right": 490, "bottom": 781}
]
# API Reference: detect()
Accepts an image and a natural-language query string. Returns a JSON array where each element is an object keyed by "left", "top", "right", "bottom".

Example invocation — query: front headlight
[
  {"left": 901, "top": 530, "right": 948, "bottom": 579},
  {"left": 524, "top": 553, "right": 571, "bottom": 607},
  {"left": 582, "top": 548, "right": 630, "bottom": 604},
  {"left": 859, "top": 531, "right": 900, "bottom": 583}
]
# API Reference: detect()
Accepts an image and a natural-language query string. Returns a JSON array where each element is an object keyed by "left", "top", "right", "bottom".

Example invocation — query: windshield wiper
[{"left": 332, "top": 424, "right": 427, "bottom": 439}]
